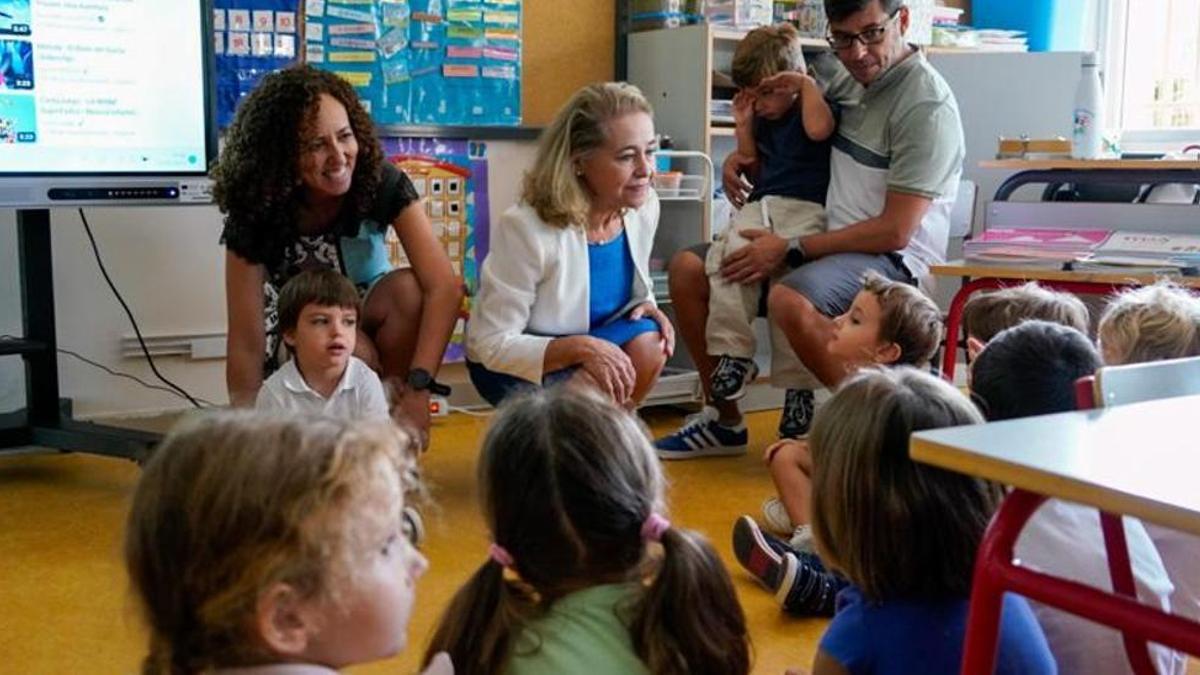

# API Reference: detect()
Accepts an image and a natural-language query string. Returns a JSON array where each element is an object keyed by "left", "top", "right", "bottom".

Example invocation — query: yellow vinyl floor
[{"left": 0, "top": 408, "right": 827, "bottom": 674}]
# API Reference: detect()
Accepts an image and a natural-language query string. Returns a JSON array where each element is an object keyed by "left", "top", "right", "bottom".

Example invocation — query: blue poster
[
  {"left": 214, "top": 0, "right": 301, "bottom": 128},
  {"left": 306, "top": 0, "right": 521, "bottom": 126}
]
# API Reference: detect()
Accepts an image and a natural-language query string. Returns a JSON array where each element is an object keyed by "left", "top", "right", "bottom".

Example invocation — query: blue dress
[
  {"left": 586, "top": 229, "right": 659, "bottom": 346},
  {"left": 466, "top": 228, "right": 660, "bottom": 406}
]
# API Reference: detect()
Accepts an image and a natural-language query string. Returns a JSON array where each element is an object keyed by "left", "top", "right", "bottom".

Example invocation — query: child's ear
[
  {"left": 282, "top": 329, "right": 296, "bottom": 348},
  {"left": 876, "top": 341, "right": 902, "bottom": 365},
  {"left": 966, "top": 336, "right": 987, "bottom": 362},
  {"left": 255, "top": 582, "right": 320, "bottom": 658}
]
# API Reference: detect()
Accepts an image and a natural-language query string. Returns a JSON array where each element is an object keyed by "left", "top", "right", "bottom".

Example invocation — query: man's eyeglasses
[{"left": 826, "top": 10, "right": 900, "bottom": 50}]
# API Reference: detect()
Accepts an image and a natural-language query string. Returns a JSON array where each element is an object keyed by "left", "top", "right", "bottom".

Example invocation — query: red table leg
[
  {"left": 1101, "top": 511, "right": 1156, "bottom": 674},
  {"left": 961, "top": 490, "right": 1048, "bottom": 675}
]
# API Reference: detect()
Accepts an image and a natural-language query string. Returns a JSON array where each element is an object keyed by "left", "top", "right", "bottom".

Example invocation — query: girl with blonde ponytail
[{"left": 425, "top": 387, "right": 751, "bottom": 675}]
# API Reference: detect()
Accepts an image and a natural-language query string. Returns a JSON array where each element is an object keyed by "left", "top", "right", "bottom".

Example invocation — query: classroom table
[
  {"left": 930, "top": 261, "right": 1200, "bottom": 380},
  {"left": 910, "top": 395, "right": 1200, "bottom": 675},
  {"left": 981, "top": 158, "right": 1200, "bottom": 201}
]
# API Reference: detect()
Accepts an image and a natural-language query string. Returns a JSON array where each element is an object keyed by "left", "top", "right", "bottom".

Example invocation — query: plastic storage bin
[
  {"left": 702, "top": 0, "right": 772, "bottom": 28},
  {"left": 972, "top": 0, "right": 1087, "bottom": 52}
]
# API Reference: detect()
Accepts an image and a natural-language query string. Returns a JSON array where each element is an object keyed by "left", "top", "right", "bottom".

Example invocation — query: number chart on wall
[
  {"left": 305, "top": 0, "right": 521, "bottom": 127},
  {"left": 382, "top": 137, "right": 490, "bottom": 362},
  {"left": 212, "top": 0, "right": 301, "bottom": 129}
]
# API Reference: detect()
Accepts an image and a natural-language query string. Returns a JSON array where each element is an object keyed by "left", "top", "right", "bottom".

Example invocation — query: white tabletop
[{"left": 910, "top": 395, "right": 1200, "bottom": 536}]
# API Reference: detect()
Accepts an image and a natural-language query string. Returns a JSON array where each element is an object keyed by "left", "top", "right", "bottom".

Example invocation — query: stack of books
[
  {"left": 963, "top": 228, "right": 1111, "bottom": 264},
  {"left": 975, "top": 29, "right": 1029, "bottom": 52},
  {"left": 1071, "top": 232, "right": 1200, "bottom": 275}
]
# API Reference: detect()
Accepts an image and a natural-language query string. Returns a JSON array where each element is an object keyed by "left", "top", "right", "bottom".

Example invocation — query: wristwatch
[
  {"left": 406, "top": 368, "right": 452, "bottom": 396},
  {"left": 785, "top": 237, "right": 808, "bottom": 268}
]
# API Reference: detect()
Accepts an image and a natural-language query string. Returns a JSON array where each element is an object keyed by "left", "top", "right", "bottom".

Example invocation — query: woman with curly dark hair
[{"left": 214, "top": 65, "right": 462, "bottom": 441}]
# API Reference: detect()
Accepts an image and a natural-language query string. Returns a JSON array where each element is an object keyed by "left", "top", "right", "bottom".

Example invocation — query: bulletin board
[
  {"left": 304, "top": 0, "right": 522, "bottom": 127},
  {"left": 213, "top": 0, "right": 302, "bottom": 129},
  {"left": 214, "top": 0, "right": 615, "bottom": 129}
]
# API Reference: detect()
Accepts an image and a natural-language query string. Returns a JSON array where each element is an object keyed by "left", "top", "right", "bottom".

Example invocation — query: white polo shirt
[{"left": 256, "top": 355, "right": 389, "bottom": 420}]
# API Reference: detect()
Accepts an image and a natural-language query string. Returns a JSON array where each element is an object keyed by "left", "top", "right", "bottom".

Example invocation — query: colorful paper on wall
[
  {"left": 381, "top": 137, "right": 491, "bottom": 362},
  {"left": 305, "top": 0, "right": 521, "bottom": 126},
  {"left": 214, "top": 0, "right": 302, "bottom": 128}
]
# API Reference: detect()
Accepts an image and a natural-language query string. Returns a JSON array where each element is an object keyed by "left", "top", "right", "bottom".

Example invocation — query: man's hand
[
  {"left": 720, "top": 229, "right": 788, "bottom": 284},
  {"left": 722, "top": 152, "right": 755, "bottom": 209}
]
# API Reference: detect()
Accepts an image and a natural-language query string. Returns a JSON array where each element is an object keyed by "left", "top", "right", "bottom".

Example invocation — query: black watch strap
[{"left": 407, "top": 368, "right": 452, "bottom": 397}]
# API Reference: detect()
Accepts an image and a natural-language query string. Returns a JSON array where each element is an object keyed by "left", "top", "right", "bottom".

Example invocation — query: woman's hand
[
  {"left": 575, "top": 336, "right": 637, "bottom": 404},
  {"left": 629, "top": 301, "right": 675, "bottom": 357},
  {"left": 392, "top": 385, "right": 432, "bottom": 450},
  {"left": 720, "top": 229, "right": 788, "bottom": 284}
]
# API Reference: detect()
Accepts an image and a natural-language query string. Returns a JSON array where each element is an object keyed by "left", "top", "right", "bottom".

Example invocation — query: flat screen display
[{"left": 0, "top": 0, "right": 214, "bottom": 176}]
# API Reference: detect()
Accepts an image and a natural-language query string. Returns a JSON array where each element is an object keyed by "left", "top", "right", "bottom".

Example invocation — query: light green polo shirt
[
  {"left": 814, "top": 48, "right": 966, "bottom": 278},
  {"left": 504, "top": 583, "right": 651, "bottom": 675}
]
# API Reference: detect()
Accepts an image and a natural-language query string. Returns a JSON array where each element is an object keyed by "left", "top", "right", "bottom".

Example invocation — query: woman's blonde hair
[
  {"left": 522, "top": 82, "right": 654, "bottom": 228},
  {"left": 810, "top": 367, "right": 1002, "bottom": 602},
  {"left": 425, "top": 387, "right": 750, "bottom": 675},
  {"left": 1098, "top": 282, "right": 1200, "bottom": 365},
  {"left": 124, "top": 411, "right": 417, "bottom": 675}
]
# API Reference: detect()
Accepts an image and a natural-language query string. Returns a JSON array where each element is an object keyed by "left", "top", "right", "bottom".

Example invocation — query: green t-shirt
[{"left": 505, "top": 583, "right": 651, "bottom": 675}]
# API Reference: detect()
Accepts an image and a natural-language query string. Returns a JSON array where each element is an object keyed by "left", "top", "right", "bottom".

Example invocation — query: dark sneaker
[
  {"left": 402, "top": 506, "right": 425, "bottom": 547},
  {"left": 711, "top": 355, "right": 760, "bottom": 401},
  {"left": 779, "top": 550, "right": 846, "bottom": 617},
  {"left": 655, "top": 407, "right": 748, "bottom": 459},
  {"left": 778, "top": 388, "right": 815, "bottom": 439},
  {"left": 732, "top": 514, "right": 800, "bottom": 602}
]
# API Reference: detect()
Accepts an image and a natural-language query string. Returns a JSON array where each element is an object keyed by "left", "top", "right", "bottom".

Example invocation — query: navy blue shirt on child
[
  {"left": 820, "top": 586, "right": 1057, "bottom": 674},
  {"left": 747, "top": 106, "right": 833, "bottom": 205}
]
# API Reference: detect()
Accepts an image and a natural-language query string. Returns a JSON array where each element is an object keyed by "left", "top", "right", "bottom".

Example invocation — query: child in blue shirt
[
  {"left": 803, "top": 367, "right": 1056, "bottom": 674},
  {"left": 657, "top": 23, "right": 835, "bottom": 458}
]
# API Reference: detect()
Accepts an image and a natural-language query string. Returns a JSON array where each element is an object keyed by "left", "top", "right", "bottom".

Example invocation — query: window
[{"left": 1100, "top": 0, "right": 1200, "bottom": 146}]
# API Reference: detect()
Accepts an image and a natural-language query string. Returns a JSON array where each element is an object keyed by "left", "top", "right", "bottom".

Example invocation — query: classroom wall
[
  {"left": 0, "top": 141, "right": 538, "bottom": 419},
  {"left": 1, "top": 0, "right": 617, "bottom": 419}
]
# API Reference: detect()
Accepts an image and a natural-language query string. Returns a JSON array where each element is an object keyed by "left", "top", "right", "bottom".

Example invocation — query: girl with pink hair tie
[{"left": 425, "top": 387, "right": 751, "bottom": 675}]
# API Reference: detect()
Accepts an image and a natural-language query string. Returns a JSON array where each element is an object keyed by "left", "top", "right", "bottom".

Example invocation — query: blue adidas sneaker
[{"left": 654, "top": 406, "right": 748, "bottom": 459}]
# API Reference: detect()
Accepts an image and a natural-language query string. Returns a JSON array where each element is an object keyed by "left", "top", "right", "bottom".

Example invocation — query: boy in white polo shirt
[{"left": 255, "top": 268, "right": 390, "bottom": 420}]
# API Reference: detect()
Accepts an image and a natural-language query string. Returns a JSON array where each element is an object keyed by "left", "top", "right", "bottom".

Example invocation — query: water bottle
[
  {"left": 656, "top": 135, "right": 673, "bottom": 173},
  {"left": 1072, "top": 52, "right": 1104, "bottom": 160}
]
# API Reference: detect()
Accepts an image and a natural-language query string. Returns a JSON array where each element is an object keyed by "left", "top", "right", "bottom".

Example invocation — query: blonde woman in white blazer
[{"left": 466, "top": 83, "right": 675, "bottom": 407}]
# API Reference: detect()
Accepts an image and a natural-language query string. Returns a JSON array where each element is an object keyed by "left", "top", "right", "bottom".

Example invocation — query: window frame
[{"left": 1097, "top": 0, "right": 1200, "bottom": 151}]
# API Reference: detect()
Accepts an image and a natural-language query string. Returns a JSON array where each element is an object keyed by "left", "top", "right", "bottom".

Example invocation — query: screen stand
[{"left": 0, "top": 208, "right": 160, "bottom": 462}]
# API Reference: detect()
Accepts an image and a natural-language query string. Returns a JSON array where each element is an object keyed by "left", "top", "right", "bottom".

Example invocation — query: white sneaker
[
  {"left": 789, "top": 523, "right": 816, "bottom": 553},
  {"left": 760, "top": 496, "right": 794, "bottom": 536}
]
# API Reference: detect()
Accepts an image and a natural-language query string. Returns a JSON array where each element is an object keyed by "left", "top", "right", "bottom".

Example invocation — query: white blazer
[{"left": 466, "top": 191, "right": 660, "bottom": 383}]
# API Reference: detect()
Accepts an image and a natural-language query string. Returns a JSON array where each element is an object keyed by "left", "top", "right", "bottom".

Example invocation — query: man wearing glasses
[{"left": 660, "top": 0, "right": 964, "bottom": 447}]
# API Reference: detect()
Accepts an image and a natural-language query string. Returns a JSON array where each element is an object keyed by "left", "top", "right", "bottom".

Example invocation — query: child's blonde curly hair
[
  {"left": 124, "top": 411, "right": 418, "bottom": 675},
  {"left": 1098, "top": 282, "right": 1200, "bottom": 365}
]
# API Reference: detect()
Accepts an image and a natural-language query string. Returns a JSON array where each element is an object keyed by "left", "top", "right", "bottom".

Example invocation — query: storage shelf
[
  {"left": 711, "top": 25, "right": 828, "bottom": 49},
  {"left": 709, "top": 125, "right": 736, "bottom": 137}
]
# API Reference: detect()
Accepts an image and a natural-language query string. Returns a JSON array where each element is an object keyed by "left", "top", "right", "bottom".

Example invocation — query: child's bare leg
[{"left": 765, "top": 439, "right": 812, "bottom": 525}]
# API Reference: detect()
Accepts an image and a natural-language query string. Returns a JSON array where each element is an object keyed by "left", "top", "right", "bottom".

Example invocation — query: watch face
[
  {"left": 786, "top": 248, "right": 805, "bottom": 268},
  {"left": 407, "top": 369, "right": 432, "bottom": 389}
]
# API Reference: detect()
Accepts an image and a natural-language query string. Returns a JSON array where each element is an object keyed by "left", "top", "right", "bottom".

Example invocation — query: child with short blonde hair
[
  {"left": 962, "top": 282, "right": 1090, "bottom": 352},
  {"left": 1097, "top": 281, "right": 1200, "bottom": 626},
  {"left": 124, "top": 411, "right": 448, "bottom": 675},
  {"left": 805, "top": 368, "right": 1054, "bottom": 674},
  {"left": 426, "top": 387, "right": 750, "bottom": 675},
  {"left": 1098, "top": 282, "right": 1200, "bottom": 366},
  {"left": 733, "top": 272, "right": 942, "bottom": 572}
]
